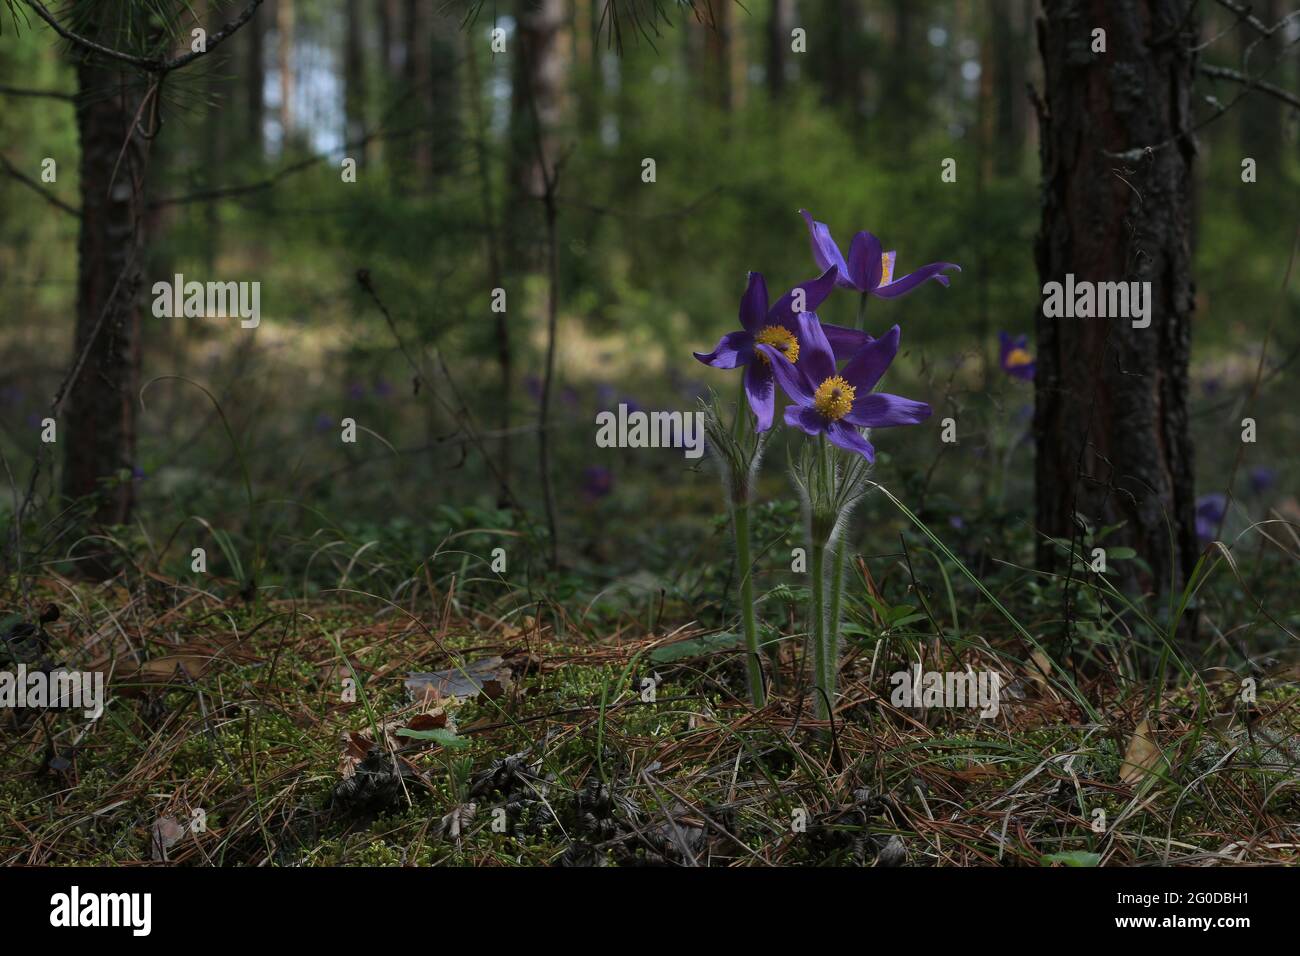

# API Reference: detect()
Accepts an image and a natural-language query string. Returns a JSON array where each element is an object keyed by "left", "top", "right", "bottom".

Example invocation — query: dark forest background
[{"left": 0, "top": 0, "right": 1296, "bottom": 627}]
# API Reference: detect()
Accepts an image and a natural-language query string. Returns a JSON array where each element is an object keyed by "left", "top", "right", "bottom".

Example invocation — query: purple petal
[
  {"left": 739, "top": 272, "right": 768, "bottom": 333},
  {"left": 873, "top": 262, "right": 961, "bottom": 298},
  {"left": 757, "top": 344, "right": 815, "bottom": 403},
  {"left": 840, "top": 325, "right": 901, "bottom": 393},
  {"left": 769, "top": 265, "right": 839, "bottom": 325},
  {"left": 847, "top": 231, "right": 884, "bottom": 292},
  {"left": 845, "top": 392, "right": 932, "bottom": 428},
  {"left": 826, "top": 421, "right": 876, "bottom": 461},
  {"left": 744, "top": 360, "right": 776, "bottom": 432},
  {"left": 784, "top": 403, "right": 826, "bottom": 436},
  {"left": 823, "top": 323, "right": 874, "bottom": 362},
  {"left": 790, "top": 311, "right": 836, "bottom": 384},
  {"left": 800, "top": 210, "right": 853, "bottom": 289},
  {"left": 693, "top": 330, "right": 753, "bottom": 369}
]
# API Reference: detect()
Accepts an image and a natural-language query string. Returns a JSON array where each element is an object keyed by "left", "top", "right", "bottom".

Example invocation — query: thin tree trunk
[
  {"left": 63, "top": 13, "right": 153, "bottom": 541},
  {"left": 404, "top": 0, "right": 433, "bottom": 179},
  {"left": 247, "top": 0, "right": 265, "bottom": 153},
  {"left": 277, "top": 0, "right": 294, "bottom": 142},
  {"left": 508, "top": 0, "right": 566, "bottom": 267},
  {"left": 344, "top": 0, "right": 367, "bottom": 157},
  {"left": 766, "top": 0, "right": 792, "bottom": 99},
  {"left": 1033, "top": 0, "right": 1198, "bottom": 611},
  {"left": 993, "top": 0, "right": 1028, "bottom": 176}
]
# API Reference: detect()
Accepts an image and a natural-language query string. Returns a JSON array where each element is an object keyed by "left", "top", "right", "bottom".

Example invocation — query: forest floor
[{"left": 2, "top": 573, "right": 1298, "bottom": 867}]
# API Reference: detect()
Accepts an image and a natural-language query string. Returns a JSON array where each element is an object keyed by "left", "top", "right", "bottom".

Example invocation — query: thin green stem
[
  {"left": 733, "top": 501, "right": 765, "bottom": 707},
  {"left": 810, "top": 537, "right": 829, "bottom": 720},
  {"left": 828, "top": 532, "right": 845, "bottom": 666},
  {"left": 855, "top": 291, "right": 869, "bottom": 332}
]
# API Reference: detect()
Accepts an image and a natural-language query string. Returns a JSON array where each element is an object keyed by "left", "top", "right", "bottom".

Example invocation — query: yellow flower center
[
  {"left": 1005, "top": 348, "right": 1033, "bottom": 368},
  {"left": 754, "top": 325, "right": 799, "bottom": 365},
  {"left": 813, "top": 376, "right": 856, "bottom": 421},
  {"left": 880, "top": 253, "right": 893, "bottom": 285}
]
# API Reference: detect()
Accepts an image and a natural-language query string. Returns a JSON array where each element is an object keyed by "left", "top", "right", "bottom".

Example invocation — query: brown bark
[
  {"left": 62, "top": 15, "right": 153, "bottom": 535},
  {"left": 276, "top": 0, "right": 294, "bottom": 140},
  {"left": 508, "top": 0, "right": 567, "bottom": 265},
  {"left": 1033, "top": 0, "right": 1198, "bottom": 607},
  {"left": 404, "top": 0, "right": 433, "bottom": 176}
]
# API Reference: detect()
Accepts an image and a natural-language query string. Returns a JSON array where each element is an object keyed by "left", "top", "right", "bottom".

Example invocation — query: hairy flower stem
[
  {"left": 733, "top": 372, "right": 747, "bottom": 443},
  {"left": 828, "top": 534, "right": 845, "bottom": 669},
  {"left": 809, "top": 435, "right": 837, "bottom": 720},
  {"left": 810, "top": 535, "right": 830, "bottom": 720},
  {"left": 733, "top": 500, "right": 765, "bottom": 707},
  {"left": 856, "top": 291, "right": 869, "bottom": 332}
]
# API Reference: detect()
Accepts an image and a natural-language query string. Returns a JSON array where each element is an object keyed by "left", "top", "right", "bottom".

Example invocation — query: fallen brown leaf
[{"left": 1119, "top": 718, "right": 1162, "bottom": 785}]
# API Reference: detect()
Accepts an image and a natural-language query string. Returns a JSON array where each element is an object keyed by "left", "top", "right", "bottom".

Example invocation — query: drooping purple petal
[
  {"left": 799, "top": 210, "right": 853, "bottom": 289},
  {"left": 739, "top": 271, "right": 768, "bottom": 333},
  {"left": 758, "top": 344, "right": 815, "bottom": 403},
  {"left": 845, "top": 392, "right": 932, "bottom": 428},
  {"left": 769, "top": 265, "right": 839, "bottom": 326},
  {"left": 823, "top": 323, "right": 874, "bottom": 362},
  {"left": 840, "top": 325, "right": 901, "bottom": 393},
  {"left": 826, "top": 421, "right": 877, "bottom": 461},
  {"left": 744, "top": 360, "right": 776, "bottom": 431},
  {"left": 784, "top": 403, "right": 826, "bottom": 436},
  {"left": 847, "top": 231, "right": 884, "bottom": 292},
  {"left": 790, "top": 311, "right": 836, "bottom": 384},
  {"left": 693, "top": 331, "right": 753, "bottom": 369},
  {"left": 873, "top": 261, "right": 961, "bottom": 298}
]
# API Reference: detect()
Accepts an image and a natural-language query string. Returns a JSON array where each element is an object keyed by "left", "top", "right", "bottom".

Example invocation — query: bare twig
[
  {"left": 1199, "top": 63, "right": 1300, "bottom": 111},
  {"left": 0, "top": 154, "right": 81, "bottom": 218},
  {"left": 23, "top": 0, "right": 265, "bottom": 74}
]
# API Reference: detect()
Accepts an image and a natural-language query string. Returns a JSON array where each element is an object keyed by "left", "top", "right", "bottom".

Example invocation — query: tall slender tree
[{"left": 1033, "top": 0, "right": 1199, "bottom": 612}]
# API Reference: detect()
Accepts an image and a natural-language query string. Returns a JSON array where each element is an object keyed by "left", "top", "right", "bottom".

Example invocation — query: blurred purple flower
[
  {"left": 524, "top": 375, "right": 543, "bottom": 403},
  {"left": 760, "top": 321, "right": 931, "bottom": 461},
  {"left": 1195, "top": 493, "right": 1227, "bottom": 542},
  {"left": 1201, "top": 376, "right": 1222, "bottom": 397},
  {"left": 694, "top": 268, "right": 871, "bottom": 430},
  {"left": 347, "top": 381, "right": 367, "bottom": 401},
  {"left": 374, "top": 378, "right": 394, "bottom": 399},
  {"left": 581, "top": 465, "right": 613, "bottom": 499},
  {"left": 999, "top": 332, "right": 1036, "bottom": 382},
  {"left": 1247, "top": 466, "right": 1277, "bottom": 496},
  {"left": 800, "top": 209, "right": 960, "bottom": 296},
  {"left": 314, "top": 414, "right": 334, "bottom": 433}
]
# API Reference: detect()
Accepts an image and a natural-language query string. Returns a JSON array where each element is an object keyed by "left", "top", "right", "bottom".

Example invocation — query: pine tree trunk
[
  {"left": 344, "top": 0, "right": 367, "bottom": 154},
  {"left": 1033, "top": 0, "right": 1198, "bottom": 608},
  {"left": 246, "top": 0, "right": 265, "bottom": 153},
  {"left": 63, "top": 18, "right": 153, "bottom": 537},
  {"left": 766, "top": 0, "right": 792, "bottom": 99},
  {"left": 277, "top": 0, "right": 294, "bottom": 142}
]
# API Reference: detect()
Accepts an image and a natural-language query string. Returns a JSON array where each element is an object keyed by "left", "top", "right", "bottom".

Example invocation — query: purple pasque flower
[
  {"left": 1247, "top": 466, "right": 1277, "bottom": 496},
  {"left": 1195, "top": 493, "right": 1227, "bottom": 542},
  {"left": 757, "top": 318, "right": 931, "bottom": 461},
  {"left": 800, "top": 209, "right": 960, "bottom": 296},
  {"left": 581, "top": 465, "right": 613, "bottom": 500},
  {"left": 694, "top": 267, "right": 869, "bottom": 430},
  {"left": 999, "top": 331, "right": 1036, "bottom": 382}
]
